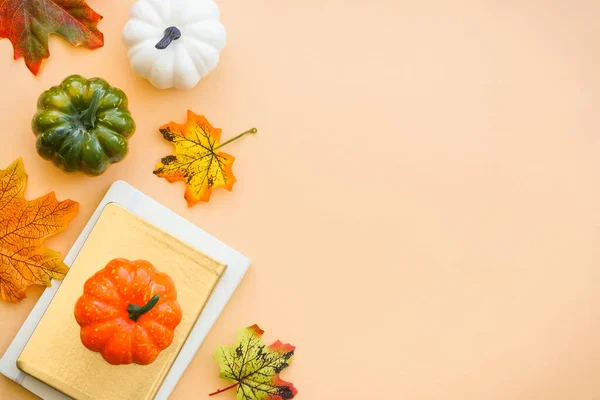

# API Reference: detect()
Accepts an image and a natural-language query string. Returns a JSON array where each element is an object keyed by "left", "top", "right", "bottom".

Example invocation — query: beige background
[{"left": 0, "top": 0, "right": 599, "bottom": 399}]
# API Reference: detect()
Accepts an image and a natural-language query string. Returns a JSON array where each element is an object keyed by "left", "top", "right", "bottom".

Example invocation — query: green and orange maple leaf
[
  {"left": 154, "top": 111, "right": 256, "bottom": 207},
  {"left": 0, "top": 158, "right": 78, "bottom": 302},
  {"left": 211, "top": 325, "right": 297, "bottom": 400},
  {"left": 0, "top": 0, "right": 104, "bottom": 75}
]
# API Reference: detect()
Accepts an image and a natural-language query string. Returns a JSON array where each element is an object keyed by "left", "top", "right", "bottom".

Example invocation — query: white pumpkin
[{"left": 123, "top": 0, "right": 226, "bottom": 89}]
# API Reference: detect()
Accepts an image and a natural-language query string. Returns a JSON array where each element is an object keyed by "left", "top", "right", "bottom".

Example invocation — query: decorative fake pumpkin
[
  {"left": 33, "top": 75, "right": 136, "bottom": 175},
  {"left": 123, "top": 0, "right": 226, "bottom": 90},
  {"left": 74, "top": 258, "right": 182, "bottom": 365}
]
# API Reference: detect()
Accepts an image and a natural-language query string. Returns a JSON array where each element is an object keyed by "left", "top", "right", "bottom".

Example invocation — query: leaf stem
[
  {"left": 216, "top": 128, "right": 257, "bottom": 150},
  {"left": 208, "top": 382, "right": 239, "bottom": 396}
]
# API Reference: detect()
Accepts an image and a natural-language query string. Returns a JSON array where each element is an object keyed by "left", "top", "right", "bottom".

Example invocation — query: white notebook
[{"left": 0, "top": 180, "right": 251, "bottom": 400}]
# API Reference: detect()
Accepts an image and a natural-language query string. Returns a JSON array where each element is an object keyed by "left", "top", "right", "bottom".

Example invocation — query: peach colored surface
[{"left": 1, "top": 1, "right": 599, "bottom": 399}]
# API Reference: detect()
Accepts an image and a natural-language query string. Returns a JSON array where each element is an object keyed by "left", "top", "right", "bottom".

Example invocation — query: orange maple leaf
[
  {"left": 153, "top": 111, "right": 256, "bottom": 207},
  {"left": 0, "top": 158, "right": 79, "bottom": 302}
]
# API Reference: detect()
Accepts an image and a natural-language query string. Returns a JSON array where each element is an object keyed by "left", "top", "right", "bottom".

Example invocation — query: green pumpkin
[{"left": 32, "top": 75, "right": 135, "bottom": 175}]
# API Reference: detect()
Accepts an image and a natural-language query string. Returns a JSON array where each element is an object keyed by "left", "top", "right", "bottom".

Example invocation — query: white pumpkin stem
[{"left": 156, "top": 26, "right": 182, "bottom": 49}]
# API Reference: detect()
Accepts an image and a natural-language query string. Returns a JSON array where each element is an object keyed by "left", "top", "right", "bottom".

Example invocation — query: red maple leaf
[{"left": 0, "top": 0, "right": 104, "bottom": 75}]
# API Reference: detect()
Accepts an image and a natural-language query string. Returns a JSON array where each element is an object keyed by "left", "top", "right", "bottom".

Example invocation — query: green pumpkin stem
[
  {"left": 80, "top": 89, "right": 103, "bottom": 129},
  {"left": 127, "top": 294, "right": 160, "bottom": 322}
]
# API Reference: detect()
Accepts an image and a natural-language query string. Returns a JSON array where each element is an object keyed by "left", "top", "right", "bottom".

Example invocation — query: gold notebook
[{"left": 17, "top": 203, "right": 226, "bottom": 400}]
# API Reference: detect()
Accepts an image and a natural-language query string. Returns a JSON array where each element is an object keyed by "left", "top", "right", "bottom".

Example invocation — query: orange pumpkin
[{"left": 74, "top": 258, "right": 182, "bottom": 365}]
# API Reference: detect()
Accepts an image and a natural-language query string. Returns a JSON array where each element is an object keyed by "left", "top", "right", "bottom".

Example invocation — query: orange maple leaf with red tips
[
  {"left": 0, "top": 158, "right": 78, "bottom": 302},
  {"left": 153, "top": 111, "right": 256, "bottom": 207}
]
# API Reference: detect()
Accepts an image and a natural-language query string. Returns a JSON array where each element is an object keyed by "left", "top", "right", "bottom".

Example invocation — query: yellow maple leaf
[
  {"left": 153, "top": 111, "right": 256, "bottom": 207},
  {"left": 0, "top": 158, "right": 79, "bottom": 302}
]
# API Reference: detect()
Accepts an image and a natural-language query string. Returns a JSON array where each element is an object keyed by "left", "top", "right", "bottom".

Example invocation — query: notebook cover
[{"left": 16, "top": 203, "right": 226, "bottom": 400}]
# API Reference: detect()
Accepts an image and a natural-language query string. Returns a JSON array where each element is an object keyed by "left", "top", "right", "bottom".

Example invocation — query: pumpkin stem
[
  {"left": 127, "top": 294, "right": 160, "bottom": 322},
  {"left": 215, "top": 128, "right": 258, "bottom": 150},
  {"left": 80, "top": 89, "right": 103, "bottom": 129},
  {"left": 156, "top": 26, "right": 182, "bottom": 49}
]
